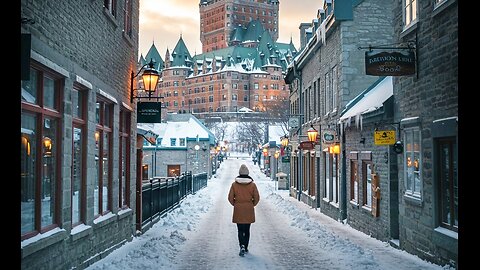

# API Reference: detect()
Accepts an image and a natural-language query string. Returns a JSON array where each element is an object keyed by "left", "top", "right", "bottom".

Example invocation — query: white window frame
[
  {"left": 403, "top": 0, "right": 418, "bottom": 29},
  {"left": 403, "top": 127, "right": 422, "bottom": 200}
]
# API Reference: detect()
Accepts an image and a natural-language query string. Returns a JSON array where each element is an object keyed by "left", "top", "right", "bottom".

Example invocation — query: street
[{"left": 87, "top": 154, "right": 450, "bottom": 270}]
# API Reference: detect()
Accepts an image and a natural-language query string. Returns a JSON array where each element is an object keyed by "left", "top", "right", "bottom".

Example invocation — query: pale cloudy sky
[{"left": 139, "top": 0, "right": 321, "bottom": 58}]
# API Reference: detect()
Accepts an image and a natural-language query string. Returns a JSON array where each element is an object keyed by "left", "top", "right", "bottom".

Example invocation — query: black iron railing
[{"left": 141, "top": 172, "right": 208, "bottom": 229}]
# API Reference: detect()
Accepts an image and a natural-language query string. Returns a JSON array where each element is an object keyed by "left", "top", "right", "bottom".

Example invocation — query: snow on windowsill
[
  {"left": 21, "top": 227, "right": 66, "bottom": 249},
  {"left": 434, "top": 227, "right": 458, "bottom": 240},
  {"left": 329, "top": 201, "right": 339, "bottom": 208},
  {"left": 93, "top": 212, "right": 116, "bottom": 228},
  {"left": 71, "top": 224, "right": 92, "bottom": 236},
  {"left": 118, "top": 208, "right": 133, "bottom": 219}
]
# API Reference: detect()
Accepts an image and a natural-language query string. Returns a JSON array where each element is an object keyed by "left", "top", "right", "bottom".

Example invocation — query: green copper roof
[
  {"left": 145, "top": 43, "right": 164, "bottom": 70},
  {"left": 138, "top": 54, "right": 146, "bottom": 66},
  {"left": 171, "top": 36, "right": 193, "bottom": 67},
  {"left": 243, "top": 19, "right": 265, "bottom": 42}
]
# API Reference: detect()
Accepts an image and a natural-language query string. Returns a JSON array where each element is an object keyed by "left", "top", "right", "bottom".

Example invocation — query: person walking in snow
[{"left": 228, "top": 164, "right": 260, "bottom": 257}]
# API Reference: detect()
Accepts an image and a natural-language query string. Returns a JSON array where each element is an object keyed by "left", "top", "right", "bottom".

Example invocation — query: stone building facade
[
  {"left": 340, "top": 76, "right": 397, "bottom": 242},
  {"left": 199, "top": 0, "right": 279, "bottom": 53},
  {"left": 138, "top": 114, "right": 216, "bottom": 179},
  {"left": 392, "top": 0, "right": 458, "bottom": 267},
  {"left": 21, "top": 0, "right": 140, "bottom": 269},
  {"left": 286, "top": 0, "right": 394, "bottom": 223}
]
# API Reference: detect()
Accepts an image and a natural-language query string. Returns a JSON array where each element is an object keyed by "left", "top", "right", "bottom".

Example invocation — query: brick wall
[
  {"left": 21, "top": 0, "right": 139, "bottom": 269},
  {"left": 392, "top": 0, "right": 458, "bottom": 266}
]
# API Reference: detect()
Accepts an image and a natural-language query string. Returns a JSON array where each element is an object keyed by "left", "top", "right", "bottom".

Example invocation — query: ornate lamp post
[{"left": 130, "top": 58, "right": 160, "bottom": 103}]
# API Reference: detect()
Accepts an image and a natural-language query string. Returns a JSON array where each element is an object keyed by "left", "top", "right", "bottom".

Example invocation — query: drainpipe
[
  {"left": 340, "top": 126, "right": 347, "bottom": 222},
  {"left": 297, "top": 68, "right": 303, "bottom": 201}
]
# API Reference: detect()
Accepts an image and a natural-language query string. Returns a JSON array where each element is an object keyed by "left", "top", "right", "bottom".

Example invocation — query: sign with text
[
  {"left": 137, "top": 102, "right": 162, "bottom": 123},
  {"left": 322, "top": 130, "right": 336, "bottom": 144},
  {"left": 299, "top": 141, "right": 315, "bottom": 150},
  {"left": 365, "top": 50, "right": 415, "bottom": 76},
  {"left": 374, "top": 130, "right": 396, "bottom": 145}
]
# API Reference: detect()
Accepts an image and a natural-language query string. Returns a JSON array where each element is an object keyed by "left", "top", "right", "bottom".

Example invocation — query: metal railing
[{"left": 141, "top": 172, "right": 208, "bottom": 230}]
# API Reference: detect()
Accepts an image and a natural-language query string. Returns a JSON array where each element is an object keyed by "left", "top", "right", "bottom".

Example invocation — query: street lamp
[
  {"left": 281, "top": 136, "right": 289, "bottom": 148},
  {"left": 307, "top": 125, "right": 318, "bottom": 143},
  {"left": 130, "top": 58, "right": 160, "bottom": 103}
]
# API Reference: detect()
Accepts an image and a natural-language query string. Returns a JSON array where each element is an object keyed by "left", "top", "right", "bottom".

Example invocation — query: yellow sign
[{"left": 374, "top": 130, "right": 396, "bottom": 145}]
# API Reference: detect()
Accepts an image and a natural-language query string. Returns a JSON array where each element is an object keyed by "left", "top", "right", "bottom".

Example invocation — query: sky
[
  {"left": 85, "top": 152, "right": 454, "bottom": 270},
  {"left": 139, "top": 0, "right": 321, "bottom": 58}
]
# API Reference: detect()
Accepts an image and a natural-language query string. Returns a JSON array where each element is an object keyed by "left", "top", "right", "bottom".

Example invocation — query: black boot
[{"left": 239, "top": 245, "right": 246, "bottom": 257}]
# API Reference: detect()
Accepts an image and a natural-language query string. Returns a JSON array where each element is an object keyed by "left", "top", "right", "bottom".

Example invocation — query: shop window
[
  {"left": 94, "top": 97, "right": 114, "bottom": 217},
  {"left": 362, "top": 161, "right": 373, "bottom": 208},
  {"left": 72, "top": 86, "right": 87, "bottom": 226},
  {"left": 21, "top": 65, "right": 63, "bottom": 240},
  {"left": 350, "top": 160, "right": 358, "bottom": 203},
  {"left": 404, "top": 127, "right": 422, "bottom": 199},
  {"left": 119, "top": 108, "right": 131, "bottom": 209}
]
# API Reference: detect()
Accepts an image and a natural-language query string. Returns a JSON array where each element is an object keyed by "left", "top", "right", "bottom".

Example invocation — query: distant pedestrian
[{"left": 228, "top": 164, "right": 260, "bottom": 257}]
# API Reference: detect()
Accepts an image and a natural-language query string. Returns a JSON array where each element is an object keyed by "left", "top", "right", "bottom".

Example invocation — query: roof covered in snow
[{"left": 339, "top": 76, "right": 393, "bottom": 126}]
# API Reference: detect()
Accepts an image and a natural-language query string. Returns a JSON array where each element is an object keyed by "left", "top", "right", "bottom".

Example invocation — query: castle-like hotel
[{"left": 139, "top": 0, "right": 297, "bottom": 114}]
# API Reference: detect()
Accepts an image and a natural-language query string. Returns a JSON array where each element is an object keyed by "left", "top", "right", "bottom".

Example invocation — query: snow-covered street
[{"left": 87, "top": 153, "right": 452, "bottom": 270}]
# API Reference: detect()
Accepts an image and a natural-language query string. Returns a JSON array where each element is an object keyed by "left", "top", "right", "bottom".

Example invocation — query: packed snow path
[{"left": 87, "top": 153, "right": 451, "bottom": 270}]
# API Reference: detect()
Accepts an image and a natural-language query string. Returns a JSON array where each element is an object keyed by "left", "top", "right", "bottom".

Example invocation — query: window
[
  {"left": 95, "top": 98, "right": 113, "bottom": 217},
  {"left": 403, "top": 0, "right": 417, "bottom": 28},
  {"left": 332, "top": 153, "right": 339, "bottom": 203},
  {"left": 104, "top": 0, "right": 117, "bottom": 17},
  {"left": 254, "top": 95, "right": 259, "bottom": 101},
  {"left": 209, "top": 95, "right": 214, "bottom": 102},
  {"left": 179, "top": 138, "right": 186, "bottom": 146},
  {"left": 232, "top": 94, "right": 237, "bottom": 101},
  {"left": 436, "top": 137, "right": 458, "bottom": 232},
  {"left": 243, "top": 95, "right": 248, "bottom": 101},
  {"left": 21, "top": 65, "right": 63, "bottom": 239},
  {"left": 123, "top": 0, "right": 132, "bottom": 37},
  {"left": 170, "top": 138, "right": 177, "bottom": 146},
  {"left": 72, "top": 86, "right": 87, "bottom": 226},
  {"left": 254, "top": 83, "right": 259, "bottom": 89},
  {"left": 363, "top": 162, "right": 373, "bottom": 208},
  {"left": 323, "top": 151, "right": 330, "bottom": 200},
  {"left": 404, "top": 128, "right": 422, "bottom": 199},
  {"left": 325, "top": 72, "right": 330, "bottom": 113},
  {"left": 244, "top": 84, "right": 248, "bottom": 90},
  {"left": 332, "top": 66, "right": 337, "bottom": 111},
  {"left": 119, "top": 108, "right": 131, "bottom": 209},
  {"left": 350, "top": 160, "right": 358, "bottom": 203}
]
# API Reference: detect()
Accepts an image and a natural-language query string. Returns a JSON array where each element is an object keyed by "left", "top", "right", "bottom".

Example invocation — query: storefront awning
[{"left": 339, "top": 76, "right": 393, "bottom": 128}]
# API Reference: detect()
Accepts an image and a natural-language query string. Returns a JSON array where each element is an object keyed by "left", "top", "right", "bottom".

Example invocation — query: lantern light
[
  {"left": 307, "top": 125, "right": 318, "bottom": 143},
  {"left": 130, "top": 58, "right": 161, "bottom": 103},
  {"left": 281, "top": 136, "right": 289, "bottom": 147}
]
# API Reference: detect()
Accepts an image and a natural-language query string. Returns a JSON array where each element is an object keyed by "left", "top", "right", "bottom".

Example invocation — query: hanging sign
[
  {"left": 374, "top": 130, "right": 396, "bottom": 145},
  {"left": 299, "top": 141, "right": 315, "bottom": 150},
  {"left": 137, "top": 102, "right": 162, "bottom": 123},
  {"left": 365, "top": 50, "right": 415, "bottom": 76},
  {"left": 322, "top": 130, "right": 336, "bottom": 144}
]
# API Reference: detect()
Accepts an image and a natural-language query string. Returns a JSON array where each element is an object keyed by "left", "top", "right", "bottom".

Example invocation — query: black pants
[{"left": 237, "top": 223, "right": 251, "bottom": 249}]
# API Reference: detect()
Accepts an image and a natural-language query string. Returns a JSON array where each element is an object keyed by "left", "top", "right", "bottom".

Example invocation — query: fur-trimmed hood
[{"left": 235, "top": 175, "right": 253, "bottom": 184}]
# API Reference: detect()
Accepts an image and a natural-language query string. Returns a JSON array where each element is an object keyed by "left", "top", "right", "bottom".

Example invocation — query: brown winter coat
[{"left": 228, "top": 176, "right": 260, "bottom": 224}]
